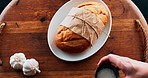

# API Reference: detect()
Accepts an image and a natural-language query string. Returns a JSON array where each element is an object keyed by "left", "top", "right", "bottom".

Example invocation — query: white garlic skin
[
  {"left": 10, "top": 53, "right": 26, "bottom": 70},
  {"left": 23, "top": 59, "right": 41, "bottom": 76}
]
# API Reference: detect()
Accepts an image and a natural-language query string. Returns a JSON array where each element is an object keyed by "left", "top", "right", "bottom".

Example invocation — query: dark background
[{"left": 0, "top": 0, "right": 148, "bottom": 23}]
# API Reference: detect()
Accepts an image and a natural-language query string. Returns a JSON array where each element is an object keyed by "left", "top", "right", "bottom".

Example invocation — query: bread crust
[
  {"left": 55, "top": 25, "right": 90, "bottom": 53},
  {"left": 77, "top": 2, "right": 108, "bottom": 24},
  {"left": 55, "top": 2, "right": 108, "bottom": 53}
]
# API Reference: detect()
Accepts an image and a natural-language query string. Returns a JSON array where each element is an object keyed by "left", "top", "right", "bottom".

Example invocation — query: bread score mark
[{"left": 77, "top": 4, "right": 94, "bottom": 8}]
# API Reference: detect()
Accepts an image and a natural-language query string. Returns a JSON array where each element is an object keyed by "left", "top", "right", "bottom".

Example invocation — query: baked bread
[
  {"left": 77, "top": 2, "right": 108, "bottom": 24},
  {"left": 55, "top": 25, "right": 90, "bottom": 53},
  {"left": 55, "top": 2, "right": 108, "bottom": 53}
]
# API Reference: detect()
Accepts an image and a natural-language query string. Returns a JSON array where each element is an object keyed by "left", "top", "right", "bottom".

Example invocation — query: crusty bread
[
  {"left": 77, "top": 2, "right": 108, "bottom": 24},
  {"left": 55, "top": 25, "right": 90, "bottom": 53},
  {"left": 55, "top": 2, "right": 108, "bottom": 53}
]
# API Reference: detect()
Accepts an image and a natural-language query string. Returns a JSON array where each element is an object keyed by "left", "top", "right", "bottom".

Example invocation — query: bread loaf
[{"left": 55, "top": 2, "right": 108, "bottom": 53}]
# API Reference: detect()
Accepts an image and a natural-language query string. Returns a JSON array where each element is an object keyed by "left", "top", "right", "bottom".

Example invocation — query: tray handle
[{"left": 135, "top": 20, "right": 148, "bottom": 62}]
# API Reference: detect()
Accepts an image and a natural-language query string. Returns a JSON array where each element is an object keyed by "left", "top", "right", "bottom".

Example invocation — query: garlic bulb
[
  {"left": 23, "top": 59, "right": 41, "bottom": 76},
  {"left": 10, "top": 53, "right": 26, "bottom": 70}
]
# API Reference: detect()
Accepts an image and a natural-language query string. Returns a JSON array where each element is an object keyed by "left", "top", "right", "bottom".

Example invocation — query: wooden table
[{"left": 0, "top": 0, "right": 147, "bottom": 78}]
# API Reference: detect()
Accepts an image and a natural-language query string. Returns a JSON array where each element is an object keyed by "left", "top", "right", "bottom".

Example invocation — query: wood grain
[{"left": 0, "top": 0, "right": 147, "bottom": 78}]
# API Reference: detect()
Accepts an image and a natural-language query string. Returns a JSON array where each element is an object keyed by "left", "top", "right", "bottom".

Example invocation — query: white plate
[{"left": 47, "top": 0, "right": 112, "bottom": 61}]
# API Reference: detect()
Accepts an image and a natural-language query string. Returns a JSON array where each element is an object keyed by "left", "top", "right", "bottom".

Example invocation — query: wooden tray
[{"left": 0, "top": 0, "right": 147, "bottom": 78}]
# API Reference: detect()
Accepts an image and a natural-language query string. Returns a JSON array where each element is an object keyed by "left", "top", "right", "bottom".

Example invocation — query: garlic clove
[
  {"left": 10, "top": 53, "right": 26, "bottom": 70},
  {"left": 23, "top": 59, "right": 41, "bottom": 76}
]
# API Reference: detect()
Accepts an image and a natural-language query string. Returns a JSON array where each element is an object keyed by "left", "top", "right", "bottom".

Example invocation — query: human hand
[{"left": 97, "top": 54, "right": 148, "bottom": 78}]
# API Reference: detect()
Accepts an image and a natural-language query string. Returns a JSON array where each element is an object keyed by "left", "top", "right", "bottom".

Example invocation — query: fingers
[
  {"left": 97, "top": 55, "right": 110, "bottom": 66},
  {"left": 98, "top": 54, "right": 122, "bottom": 66},
  {"left": 98, "top": 54, "right": 136, "bottom": 75},
  {"left": 97, "top": 54, "right": 131, "bottom": 71},
  {"left": 107, "top": 54, "right": 126, "bottom": 70},
  {"left": 98, "top": 54, "right": 148, "bottom": 78}
]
